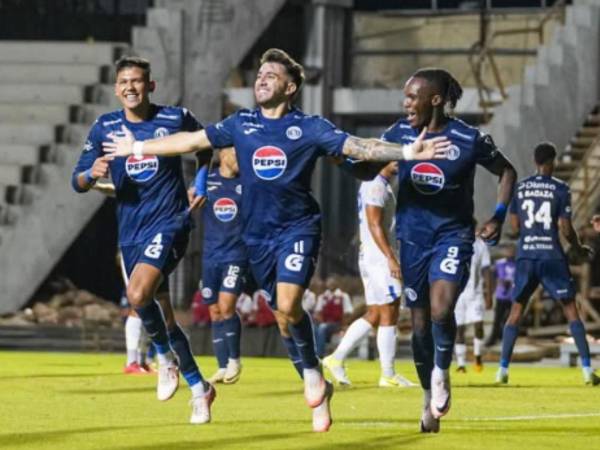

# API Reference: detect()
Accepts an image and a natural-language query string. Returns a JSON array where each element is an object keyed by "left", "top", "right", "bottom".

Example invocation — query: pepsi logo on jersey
[
  {"left": 410, "top": 162, "right": 445, "bottom": 195},
  {"left": 252, "top": 146, "right": 287, "bottom": 180},
  {"left": 125, "top": 155, "right": 159, "bottom": 183},
  {"left": 213, "top": 197, "right": 238, "bottom": 222}
]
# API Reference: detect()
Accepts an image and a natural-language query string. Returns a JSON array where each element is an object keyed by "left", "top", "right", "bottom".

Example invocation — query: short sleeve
[
  {"left": 71, "top": 120, "right": 103, "bottom": 192},
  {"left": 363, "top": 179, "right": 387, "bottom": 208},
  {"left": 559, "top": 186, "right": 572, "bottom": 219},
  {"left": 474, "top": 132, "right": 502, "bottom": 168},
  {"left": 314, "top": 117, "right": 349, "bottom": 157},
  {"left": 205, "top": 112, "right": 238, "bottom": 148},
  {"left": 181, "top": 107, "right": 203, "bottom": 132}
]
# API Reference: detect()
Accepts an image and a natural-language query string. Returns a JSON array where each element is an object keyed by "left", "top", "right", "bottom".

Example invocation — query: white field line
[{"left": 463, "top": 412, "right": 600, "bottom": 421}]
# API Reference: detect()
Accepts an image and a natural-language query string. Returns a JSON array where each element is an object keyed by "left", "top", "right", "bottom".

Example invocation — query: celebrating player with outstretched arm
[
  {"left": 103, "top": 48, "right": 451, "bottom": 432},
  {"left": 497, "top": 142, "right": 600, "bottom": 386},
  {"left": 381, "top": 68, "right": 516, "bottom": 433},
  {"left": 72, "top": 56, "right": 215, "bottom": 425}
]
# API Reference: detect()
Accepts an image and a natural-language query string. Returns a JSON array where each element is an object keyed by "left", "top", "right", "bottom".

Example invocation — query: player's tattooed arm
[
  {"left": 342, "top": 127, "right": 450, "bottom": 162},
  {"left": 102, "top": 126, "right": 213, "bottom": 158}
]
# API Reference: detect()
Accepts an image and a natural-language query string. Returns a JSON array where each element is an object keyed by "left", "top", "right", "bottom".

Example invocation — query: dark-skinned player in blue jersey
[
  {"left": 497, "top": 142, "right": 600, "bottom": 386},
  {"left": 381, "top": 68, "right": 517, "bottom": 433},
  {"left": 102, "top": 49, "right": 451, "bottom": 432},
  {"left": 193, "top": 147, "right": 248, "bottom": 385},
  {"left": 71, "top": 56, "right": 215, "bottom": 425}
]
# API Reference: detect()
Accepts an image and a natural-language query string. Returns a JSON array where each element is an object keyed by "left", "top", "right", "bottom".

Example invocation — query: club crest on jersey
[
  {"left": 446, "top": 144, "right": 460, "bottom": 161},
  {"left": 125, "top": 155, "right": 159, "bottom": 183},
  {"left": 252, "top": 146, "right": 287, "bottom": 180},
  {"left": 286, "top": 126, "right": 302, "bottom": 140},
  {"left": 154, "top": 127, "right": 169, "bottom": 138},
  {"left": 411, "top": 163, "right": 445, "bottom": 195},
  {"left": 213, "top": 197, "right": 238, "bottom": 222}
]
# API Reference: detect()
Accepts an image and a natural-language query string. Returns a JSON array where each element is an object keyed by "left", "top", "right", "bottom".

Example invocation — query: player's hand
[
  {"left": 387, "top": 256, "right": 402, "bottom": 280},
  {"left": 90, "top": 155, "right": 112, "bottom": 179},
  {"left": 412, "top": 127, "right": 451, "bottom": 160},
  {"left": 478, "top": 217, "right": 502, "bottom": 246},
  {"left": 103, "top": 125, "right": 135, "bottom": 157},
  {"left": 591, "top": 215, "right": 600, "bottom": 233}
]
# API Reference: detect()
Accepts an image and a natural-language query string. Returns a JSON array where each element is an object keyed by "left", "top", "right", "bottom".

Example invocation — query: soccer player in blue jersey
[
  {"left": 71, "top": 56, "right": 215, "bottom": 424},
  {"left": 193, "top": 148, "right": 248, "bottom": 384},
  {"left": 103, "top": 49, "right": 451, "bottom": 432},
  {"left": 497, "top": 142, "right": 600, "bottom": 386},
  {"left": 381, "top": 68, "right": 517, "bottom": 432}
]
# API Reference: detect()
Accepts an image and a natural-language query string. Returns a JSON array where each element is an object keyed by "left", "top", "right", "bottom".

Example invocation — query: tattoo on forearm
[{"left": 343, "top": 137, "right": 404, "bottom": 162}]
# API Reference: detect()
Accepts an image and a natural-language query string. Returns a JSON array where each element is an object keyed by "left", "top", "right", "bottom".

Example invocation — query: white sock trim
[{"left": 377, "top": 325, "right": 397, "bottom": 377}]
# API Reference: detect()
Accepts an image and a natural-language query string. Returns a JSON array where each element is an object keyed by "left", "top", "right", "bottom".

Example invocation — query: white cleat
[
  {"left": 304, "top": 371, "right": 327, "bottom": 408},
  {"left": 420, "top": 403, "right": 440, "bottom": 433},
  {"left": 323, "top": 355, "right": 351, "bottom": 386},
  {"left": 312, "top": 381, "right": 334, "bottom": 432},
  {"left": 495, "top": 367, "right": 509, "bottom": 385},
  {"left": 207, "top": 368, "right": 227, "bottom": 384},
  {"left": 157, "top": 363, "right": 179, "bottom": 401},
  {"left": 379, "top": 374, "right": 417, "bottom": 388},
  {"left": 190, "top": 383, "right": 217, "bottom": 424},
  {"left": 223, "top": 359, "right": 242, "bottom": 384},
  {"left": 430, "top": 368, "right": 451, "bottom": 419}
]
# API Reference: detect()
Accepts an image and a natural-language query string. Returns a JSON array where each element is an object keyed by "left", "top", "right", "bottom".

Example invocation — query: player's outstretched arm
[
  {"left": 102, "top": 125, "right": 212, "bottom": 158},
  {"left": 341, "top": 127, "right": 450, "bottom": 162},
  {"left": 478, "top": 155, "right": 517, "bottom": 245}
]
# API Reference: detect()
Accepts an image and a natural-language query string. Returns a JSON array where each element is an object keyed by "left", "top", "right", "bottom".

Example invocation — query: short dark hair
[
  {"left": 534, "top": 141, "right": 557, "bottom": 165},
  {"left": 260, "top": 48, "right": 305, "bottom": 99},
  {"left": 412, "top": 68, "right": 463, "bottom": 109},
  {"left": 115, "top": 56, "right": 151, "bottom": 81}
]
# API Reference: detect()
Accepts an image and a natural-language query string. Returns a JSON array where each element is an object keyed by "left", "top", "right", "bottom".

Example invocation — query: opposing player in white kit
[
  {"left": 454, "top": 231, "right": 492, "bottom": 373},
  {"left": 324, "top": 162, "right": 416, "bottom": 387}
]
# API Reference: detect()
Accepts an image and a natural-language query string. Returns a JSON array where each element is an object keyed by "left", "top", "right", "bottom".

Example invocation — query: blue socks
[
  {"left": 412, "top": 327, "right": 434, "bottom": 390},
  {"left": 569, "top": 320, "right": 591, "bottom": 368},
  {"left": 211, "top": 320, "right": 229, "bottom": 369},
  {"left": 289, "top": 312, "right": 319, "bottom": 370},
  {"left": 223, "top": 314, "right": 242, "bottom": 360},
  {"left": 168, "top": 324, "right": 203, "bottom": 387},
  {"left": 500, "top": 324, "right": 519, "bottom": 368},
  {"left": 432, "top": 318, "right": 457, "bottom": 370},
  {"left": 134, "top": 300, "right": 170, "bottom": 354},
  {"left": 282, "top": 335, "right": 304, "bottom": 378}
]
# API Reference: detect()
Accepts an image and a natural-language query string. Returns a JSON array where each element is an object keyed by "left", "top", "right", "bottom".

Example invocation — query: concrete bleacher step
[
  {"left": 0, "top": 41, "right": 126, "bottom": 65},
  {"left": 0, "top": 104, "right": 72, "bottom": 125},
  {"left": 0, "top": 63, "right": 106, "bottom": 84},
  {"left": 0, "top": 84, "right": 85, "bottom": 104},
  {"left": 0, "top": 145, "right": 42, "bottom": 165},
  {"left": 0, "top": 124, "right": 56, "bottom": 145},
  {"left": 0, "top": 164, "right": 28, "bottom": 185},
  {"left": 0, "top": 184, "right": 22, "bottom": 204}
]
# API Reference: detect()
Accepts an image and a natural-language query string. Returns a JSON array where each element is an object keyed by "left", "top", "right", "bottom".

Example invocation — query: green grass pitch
[{"left": 1, "top": 351, "right": 600, "bottom": 449}]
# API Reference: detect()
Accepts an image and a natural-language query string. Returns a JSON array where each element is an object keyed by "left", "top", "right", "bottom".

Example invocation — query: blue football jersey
[
  {"left": 202, "top": 168, "right": 246, "bottom": 263},
  {"left": 205, "top": 107, "right": 348, "bottom": 244},
  {"left": 72, "top": 105, "right": 201, "bottom": 245},
  {"left": 509, "top": 174, "right": 571, "bottom": 260},
  {"left": 382, "top": 118, "right": 501, "bottom": 247}
]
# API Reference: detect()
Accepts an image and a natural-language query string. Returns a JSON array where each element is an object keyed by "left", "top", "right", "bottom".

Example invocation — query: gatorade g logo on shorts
[
  {"left": 213, "top": 197, "right": 238, "bottom": 222},
  {"left": 410, "top": 162, "right": 445, "bottom": 195},
  {"left": 125, "top": 155, "right": 159, "bottom": 183},
  {"left": 252, "top": 146, "right": 287, "bottom": 180}
]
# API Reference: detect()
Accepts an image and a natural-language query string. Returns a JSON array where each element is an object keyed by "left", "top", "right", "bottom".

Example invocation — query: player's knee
[
  {"left": 126, "top": 285, "right": 151, "bottom": 308},
  {"left": 364, "top": 308, "right": 380, "bottom": 326}
]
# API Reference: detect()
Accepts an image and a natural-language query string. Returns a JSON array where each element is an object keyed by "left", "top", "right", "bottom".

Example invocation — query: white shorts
[
  {"left": 359, "top": 256, "right": 402, "bottom": 306},
  {"left": 454, "top": 290, "right": 485, "bottom": 326}
]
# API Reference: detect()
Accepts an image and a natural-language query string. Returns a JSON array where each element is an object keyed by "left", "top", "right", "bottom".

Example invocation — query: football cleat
[
  {"left": 473, "top": 362, "right": 484, "bottom": 373},
  {"left": 323, "top": 355, "right": 351, "bottom": 386},
  {"left": 304, "top": 372, "right": 327, "bottom": 408},
  {"left": 379, "top": 374, "right": 417, "bottom": 388},
  {"left": 207, "top": 368, "right": 227, "bottom": 384},
  {"left": 157, "top": 362, "right": 179, "bottom": 401},
  {"left": 430, "top": 369, "right": 451, "bottom": 419},
  {"left": 495, "top": 368, "right": 509, "bottom": 385},
  {"left": 583, "top": 370, "right": 600, "bottom": 386},
  {"left": 190, "top": 383, "right": 217, "bottom": 424},
  {"left": 455, "top": 366, "right": 467, "bottom": 374},
  {"left": 420, "top": 405, "right": 440, "bottom": 433},
  {"left": 223, "top": 359, "right": 242, "bottom": 384},
  {"left": 312, "top": 381, "right": 334, "bottom": 432},
  {"left": 123, "top": 362, "right": 150, "bottom": 375}
]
